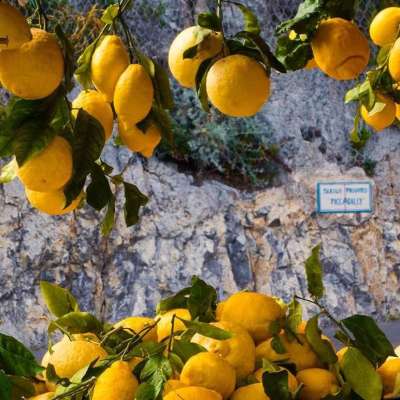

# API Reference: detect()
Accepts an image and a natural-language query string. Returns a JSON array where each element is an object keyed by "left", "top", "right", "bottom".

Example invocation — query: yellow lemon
[
  {"left": 254, "top": 368, "right": 298, "bottom": 393},
  {"left": 231, "top": 383, "right": 269, "bottom": 400},
  {"left": 26, "top": 189, "right": 82, "bottom": 216},
  {"left": 0, "top": 3, "right": 31, "bottom": 50},
  {"left": 41, "top": 335, "right": 107, "bottom": 383},
  {"left": 396, "top": 104, "right": 400, "bottom": 121},
  {"left": 157, "top": 308, "right": 191, "bottom": 342},
  {"left": 305, "top": 59, "right": 318, "bottom": 70},
  {"left": 118, "top": 120, "right": 162, "bottom": 158},
  {"left": 219, "top": 292, "right": 283, "bottom": 343},
  {"left": 168, "top": 26, "right": 223, "bottom": 88},
  {"left": 91, "top": 35, "right": 130, "bottom": 102},
  {"left": 18, "top": 136, "right": 73, "bottom": 192},
  {"left": 163, "top": 386, "right": 222, "bottom": 400},
  {"left": 92, "top": 361, "right": 138, "bottom": 400},
  {"left": 191, "top": 320, "right": 255, "bottom": 379},
  {"left": 114, "top": 316, "right": 157, "bottom": 342},
  {"left": 114, "top": 64, "right": 154, "bottom": 126},
  {"left": 0, "top": 28, "right": 64, "bottom": 99},
  {"left": 33, "top": 381, "right": 47, "bottom": 395},
  {"left": 296, "top": 369, "right": 339, "bottom": 400},
  {"left": 370, "top": 7, "right": 400, "bottom": 46},
  {"left": 180, "top": 352, "right": 236, "bottom": 399},
  {"left": 206, "top": 54, "right": 271, "bottom": 117},
  {"left": 377, "top": 357, "right": 400, "bottom": 396},
  {"left": 311, "top": 18, "right": 370, "bottom": 80},
  {"left": 72, "top": 90, "right": 114, "bottom": 140},
  {"left": 361, "top": 93, "right": 396, "bottom": 131},
  {"left": 389, "top": 38, "right": 400, "bottom": 82},
  {"left": 163, "top": 380, "right": 188, "bottom": 396},
  {"left": 256, "top": 333, "right": 322, "bottom": 371},
  {"left": 215, "top": 302, "right": 225, "bottom": 321},
  {"left": 29, "top": 394, "right": 54, "bottom": 400}
]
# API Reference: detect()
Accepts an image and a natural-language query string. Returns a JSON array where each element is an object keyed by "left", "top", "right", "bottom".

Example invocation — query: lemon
[
  {"left": 296, "top": 369, "right": 339, "bottom": 400},
  {"left": 163, "top": 380, "right": 188, "bottom": 396},
  {"left": 0, "top": 3, "right": 31, "bottom": 50},
  {"left": 114, "top": 316, "right": 157, "bottom": 342},
  {"left": 256, "top": 333, "right": 322, "bottom": 371},
  {"left": 26, "top": 189, "right": 82, "bottom": 216},
  {"left": 168, "top": 26, "right": 223, "bottom": 88},
  {"left": 72, "top": 90, "right": 114, "bottom": 141},
  {"left": 361, "top": 93, "right": 396, "bottom": 131},
  {"left": 215, "top": 302, "right": 225, "bottom": 321},
  {"left": 396, "top": 104, "right": 400, "bottom": 121},
  {"left": 206, "top": 54, "right": 271, "bottom": 117},
  {"left": 33, "top": 381, "right": 47, "bottom": 395},
  {"left": 17, "top": 136, "right": 73, "bottom": 192},
  {"left": 311, "top": 18, "right": 370, "bottom": 80},
  {"left": 389, "top": 38, "right": 400, "bottom": 82},
  {"left": 41, "top": 335, "right": 107, "bottom": 383},
  {"left": 163, "top": 386, "right": 223, "bottom": 400},
  {"left": 377, "top": 357, "right": 400, "bottom": 396},
  {"left": 91, "top": 35, "right": 130, "bottom": 102},
  {"left": 29, "top": 394, "right": 54, "bottom": 400},
  {"left": 230, "top": 383, "right": 269, "bottom": 400},
  {"left": 157, "top": 308, "right": 191, "bottom": 342},
  {"left": 370, "top": 7, "right": 400, "bottom": 46},
  {"left": 118, "top": 120, "right": 162, "bottom": 158},
  {"left": 180, "top": 352, "right": 236, "bottom": 399},
  {"left": 92, "top": 360, "right": 138, "bottom": 400},
  {"left": 254, "top": 368, "right": 298, "bottom": 393},
  {"left": 219, "top": 292, "right": 283, "bottom": 343},
  {"left": 305, "top": 59, "right": 318, "bottom": 70},
  {"left": 114, "top": 64, "right": 154, "bottom": 126},
  {"left": 0, "top": 28, "right": 64, "bottom": 99},
  {"left": 191, "top": 321, "right": 255, "bottom": 379}
]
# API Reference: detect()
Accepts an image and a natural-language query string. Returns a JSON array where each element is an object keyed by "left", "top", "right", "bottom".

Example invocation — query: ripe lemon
[
  {"left": 114, "top": 316, "right": 157, "bottom": 342},
  {"left": 311, "top": 18, "right": 370, "bottom": 80},
  {"left": 206, "top": 54, "right": 271, "bottom": 117},
  {"left": 396, "top": 104, "right": 400, "bottom": 121},
  {"left": 17, "top": 136, "right": 73, "bottom": 192},
  {"left": 370, "top": 7, "right": 400, "bottom": 46},
  {"left": 72, "top": 90, "right": 114, "bottom": 140},
  {"left": 164, "top": 386, "right": 222, "bottom": 400},
  {"left": 377, "top": 357, "right": 400, "bottom": 396},
  {"left": 305, "top": 59, "right": 318, "bottom": 70},
  {"left": 215, "top": 301, "right": 225, "bottom": 321},
  {"left": 25, "top": 189, "right": 82, "bottom": 216},
  {"left": 92, "top": 360, "right": 139, "bottom": 400},
  {"left": 230, "top": 383, "right": 269, "bottom": 400},
  {"left": 0, "top": 28, "right": 64, "bottom": 99},
  {"left": 118, "top": 120, "right": 162, "bottom": 158},
  {"left": 296, "top": 369, "right": 339, "bottom": 400},
  {"left": 180, "top": 352, "right": 236, "bottom": 399},
  {"left": 157, "top": 308, "right": 191, "bottom": 342},
  {"left": 41, "top": 335, "right": 107, "bottom": 383},
  {"left": 191, "top": 320, "right": 256, "bottom": 379},
  {"left": 0, "top": 3, "right": 31, "bottom": 50},
  {"left": 91, "top": 35, "right": 130, "bottom": 102},
  {"left": 389, "top": 38, "right": 400, "bottom": 82},
  {"left": 168, "top": 26, "right": 223, "bottom": 88},
  {"left": 163, "top": 380, "right": 188, "bottom": 396},
  {"left": 254, "top": 368, "right": 298, "bottom": 393},
  {"left": 114, "top": 64, "right": 154, "bottom": 126},
  {"left": 256, "top": 333, "right": 322, "bottom": 371},
  {"left": 361, "top": 93, "right": 396, "bottom": 131},
  {"left": 29, "top": 394, "right": 54, "bottom": 400},
  {"left": 219, "top": 292, "right": 283, "bottom": 343}
]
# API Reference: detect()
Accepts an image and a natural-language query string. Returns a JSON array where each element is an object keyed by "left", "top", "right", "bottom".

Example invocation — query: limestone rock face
[{"left": 0, "top": 0, "right": 399, "bottom": 353}]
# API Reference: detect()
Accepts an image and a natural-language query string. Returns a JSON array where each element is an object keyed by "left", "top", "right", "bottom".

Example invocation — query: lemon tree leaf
[
  {"left": 101, "top": 4, "right": 119, "bottom": 24},
  {"left": 0, "top": 333, "right": 43, "bottom": 377},
  {"left": 285, "top": 298, "right": 303, "bottom": 339},
  {"left": 177, "top": 318, "right": 232, "bottom": 340},
  {"left": 275, "top": 35, "right": 312, "bottom": 71},
  {"left": 101, "top": 196, "right": 116, "bottom": 236},
  {"left": 304, "top": 244, "right": 324, "bottom": 299},
  {"left": 324, "top": 0, "right": 357, "bottom": 20},
  {"left": 135, "top": 382, "right": 156, "bottom": 400},
  {"left": 340, "top": 347, "right": 383, "bottom": 400},
  {"left": 262, "top": 369, "right": 292, "bottom": 400},
  {"left": 230, "top": 2, "right": 261, "bottom": 35},
  {"left": 0, "top": 158, "right": 17, "bottom": 184},
  {"left": 195, "top": 59, "right": 213, "bottom": 112},
  {"left": 8, "top": 376, "right": 35, "bottom": 399},
  {"left": 40, "top": 281, "right": 79, "bottom": 318},
  {"left": 156, "top": 288, "right": 191, "bottom": 314},
  {"left": 86, "top": 164, "right": 112, "bottom": 211},
  {"left": 54, "top": 24, "right": 75, "bottom": 92},
  {"left": 0, "top": 371, "right": 12, "bottom": 400},
  {"left": 153, "top": 61, "right": 174, "bottom": 110},
  {"left": 172, "top": 340, "right": 206, "bottom": 363},
  {"left": 140, "top": 356, "right": 172, "bottom": 398},
  {"left": 271, "top": 335, "right": 287, "bottom": 354},
  {"left": 183, "top": 28, "right": 212, "bottom": 59},
  {"left": 75, "top": 37, "right": 103, "bottom": 89},
  {"left": 48, "top": 312, "right": 103, "bottom": 336},
  {"left": 123, "top": 182, "right": 149, "bottom": 227},
  {"left": 341, "top": 315, "right": 395, "bottom": 366},
  {"left": 186, "top": 276, "right": 218, "bottom": 322},
  {"left": 197, "top": 12, "right": 222, "bottom": 31}
]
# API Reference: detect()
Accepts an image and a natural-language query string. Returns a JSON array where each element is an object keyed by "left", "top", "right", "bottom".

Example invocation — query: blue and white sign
[{"left": 316, "top": 181, "right": 373, "bottom": 214}]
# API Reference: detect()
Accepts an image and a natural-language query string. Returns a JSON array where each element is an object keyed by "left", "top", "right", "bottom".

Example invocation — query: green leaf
[
  {"left": 177, "top": 318, "right": 232, "bottom": 340},
  {"left": 0, "top": 333, "right": 43, "bottom": 377},
  {"left": 368, "top": 101, "right": 386, "bottom": 117},
  {"left": 75, "top": 39, "right": 100, "bottom": 89},
  {"left": 101, "top": 4, "right": 120, "bottom": 24},
  {"left": 135, "top": 382, "right": 156, "bottom": 400},
  {"left": 271, "top": 335, "right": 287, "bottom": 354},
  {"left": 156, "top": 288, "right": 191, "bottom": 315},
  {"left": 86, "top": 163, "right": 112, "bottom": 211},
  {"left": 140, "top": 356, "right": 172, "bottom": 398},
  {"left": 324, "top": 0, "right": 357, "bottom": 20},
  {"left": 304, "top": 244, "right": 324, "bottom": 299},
  {"left": 48, "top": 312, "right": 103, "bottom": 336},
  {"left": 285, "top": 298, "right": 303, "bottom": 339},
  {"left": 341, "top": 315, "right": 395, "bottom": 366},
  {"left": 340, "top": 347, "right": 383, "bottom": 400},
  {"left": 45, "top": 363, "right": 61, "bottom": 383},
  {"left": 305, "top": 315, "right": 338, "bottom": 365},
  {"left": 172, "top": 340, "right": 206, "bottom": 363},
  {"left": 182, "top": 27, "right": 212, "bottom": 59},
  {"left": 262, "top": 369, "right": 292, "bottom": 400},
  {"left": 197, "top": 12, "right": 222, "bottom": 31},
  {"left": 55, "top": 24, "right": 75, "bottom": 92},
  {"left": 275, "top": 35, "right": 313, "bottom": 71},
  {"left": 0, "top": 371, "right": 12, "bottom": 400},
  {"left": 0, "top": 158, "right": 17, "bottom": 184},
  {"left": 153, "top": 60, "right": 174, "bottom": 110},
  {"left": 123, "top": 182, "right": 149, "bottom": 227},
  {"left": 376, "top": 45, "right": 391, "bottom": 66},
  {"left": 230, "top": 2, "right": 261, "bottom": 35},
  {"left": 148, "top": 105, "right": 174, "bottom": 143},
  {"left": 40, "top": 281, "right": 80, "bottom": 318},
  {"left": 195, "top": 58, "right": 214, "bottom": 112},
  {"left": 101, "top": 196, "right": 116, "bottom": 236},
  {"left": 8, "top": 376, "right": 35, "bottom": 399},
  {"left": 186, "top": 276, "right": 218, "bottom": 322}
]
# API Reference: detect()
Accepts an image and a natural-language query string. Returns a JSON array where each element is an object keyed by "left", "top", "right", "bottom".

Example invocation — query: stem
[
  {"left": 35, "top": 0, "right": 48, "bottom": 31},
  {"left": 167, "top": 314, "right": 176, "bottom": 356}
]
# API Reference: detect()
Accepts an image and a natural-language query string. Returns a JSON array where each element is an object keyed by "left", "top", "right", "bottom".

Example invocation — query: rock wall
[{"left": 0, "top": 0, "right": 399, "bottom": 354}]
